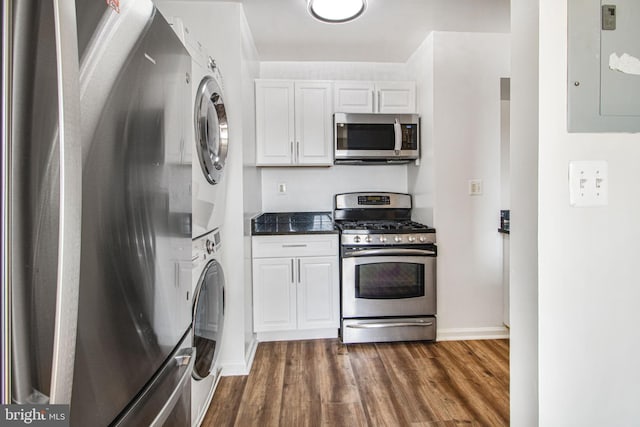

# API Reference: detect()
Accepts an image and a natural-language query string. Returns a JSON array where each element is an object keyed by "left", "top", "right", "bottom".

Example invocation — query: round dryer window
[
  {"left": 192, "top": 259, "right": 225, "bottom": 380},
  {"left": 194, "top": 76, "right": 228, "bottom": 185}
]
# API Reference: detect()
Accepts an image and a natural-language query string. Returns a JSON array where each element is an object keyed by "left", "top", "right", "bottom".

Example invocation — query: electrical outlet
[
  {"left": 277, "top": 183, "right": 287, "bottom": 194},
  {"left": 468, "top": 179, "right": 483, "bottom": 195},
  {"left": 569, "top": 161, "right": 608, "bottom": 207}
]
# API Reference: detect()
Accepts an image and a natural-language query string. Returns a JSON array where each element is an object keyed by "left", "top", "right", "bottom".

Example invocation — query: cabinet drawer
[{"left": 252, "top": 234, "right": 338, "bottom": 258}]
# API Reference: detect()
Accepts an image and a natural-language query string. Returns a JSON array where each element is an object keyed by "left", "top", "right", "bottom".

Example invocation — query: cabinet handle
[
  {"left": 282, "top": 244, "right": 307, "bottom": 248},
  {"left": 296, "top": 141, "right": 300, "bottom": 163},
  {"left": 291, "top": 258, "right": 295, "bottom": 283},
  {"left": 297, "top": 258, "right": 301, "bottom": 283},
  {"left": 290, "top": 141, "right": 294, "bottom": 161},
  {"left": 372, "top": 90, "right": 376, "bottom": 112},
  {"left": 377, "top": 90, "right": 381, "bottom": 112}
]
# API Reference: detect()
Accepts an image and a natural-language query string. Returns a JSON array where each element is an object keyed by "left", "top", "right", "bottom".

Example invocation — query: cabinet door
[
  {"left": 334, "top": 81, "right": 375, "bottom": 113},
  {"left": 297, "top": 256, "right": 339, "bottom": 330},
  {"left": 256, "top": 80, "right": 295, "bottom": 165},
  {"left": 376, "top": 81, "right": 416, "bottom": 114},
  {"left": 294, "top": 81, "right": 333, "bottom": 165},
  {"left": 253, "top": 258, "right": 297, "bottom": 332}
]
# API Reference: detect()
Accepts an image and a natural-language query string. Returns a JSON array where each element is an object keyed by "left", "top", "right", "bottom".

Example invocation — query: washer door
[
  {"left": 194, "top": 76, "right": 228, "bottom": 185},
  {"left": 192, "top": 259, "right": 225, "bottom": 380}
]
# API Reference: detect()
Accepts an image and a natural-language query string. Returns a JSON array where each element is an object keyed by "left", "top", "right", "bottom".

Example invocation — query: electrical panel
[{"left": 568, "top": 0, "right": 640, "bottom": 132}]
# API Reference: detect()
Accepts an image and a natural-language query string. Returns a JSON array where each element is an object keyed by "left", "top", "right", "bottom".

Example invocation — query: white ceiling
[{"left": 236, "top": 0, "right": 511, "bottom": 62}]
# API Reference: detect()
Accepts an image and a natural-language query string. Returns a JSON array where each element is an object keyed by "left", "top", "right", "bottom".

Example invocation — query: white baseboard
[
  {"left": 256, "top": 328, "right": 338, "bottom": 342},
  {"left": 436, "top": 326, "right": 510, "bottom": 342}
]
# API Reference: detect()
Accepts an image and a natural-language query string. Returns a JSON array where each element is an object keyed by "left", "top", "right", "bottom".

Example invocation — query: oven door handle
[
  {"left": 346, "top": 321, "right": 434, "bottom": 329},
  {"left": 345, "top": 248, "right": 436, "bottom": 257}
]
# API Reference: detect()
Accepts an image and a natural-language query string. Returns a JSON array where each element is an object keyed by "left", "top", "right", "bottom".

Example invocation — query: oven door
[{"left": 341, "top": 250, "right": 436, "bottom": 318}]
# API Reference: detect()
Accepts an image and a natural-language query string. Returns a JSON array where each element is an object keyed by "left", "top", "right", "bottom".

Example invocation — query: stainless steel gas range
[{"left": 334, "top": 192, "right": 437, "bottom": 344}]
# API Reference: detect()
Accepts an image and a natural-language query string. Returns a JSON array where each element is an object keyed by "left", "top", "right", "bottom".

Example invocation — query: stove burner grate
[{"left": 336, "top": 220, "right": 432, "bottom": 232}]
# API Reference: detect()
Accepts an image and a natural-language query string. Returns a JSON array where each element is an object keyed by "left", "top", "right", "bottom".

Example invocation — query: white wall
[
  {"left": 406, "top": 34, "right": 435, "bottom": 227},
  {"left": 239, "top": 5, "right": 261, "bottom": 366},
  {"left": 407, "top": 32, "right": 510, "bottom": 340},
  {"left": 261, "top": 166, "right": 407, "bottom": 212},
  {"left": 260, "top": 61, "right": 409, "bottom": 81},
  {"left": 537, "top": 1, "right": 640, "bottom": 425},
  {"left": 155, "top": 1, "right": 260, "bottom": 375},
  {"left": 509, "top": 0, "right": 539, "bottom": 424},
  {"left": 258, "top": 61, "right": 410, "bottom": 213},
  {"left": 500, "top": 98, "right": 510, "bottom": 210}
]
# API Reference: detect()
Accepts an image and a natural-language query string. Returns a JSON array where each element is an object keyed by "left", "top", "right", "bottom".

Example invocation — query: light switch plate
[{"left": 569, "top": 161, "right": 608, "bottom": 207}]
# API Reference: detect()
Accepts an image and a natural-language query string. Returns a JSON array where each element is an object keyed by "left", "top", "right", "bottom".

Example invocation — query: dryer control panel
[{"left": 193, "top": 228, "right": 221, "bottom": 263}]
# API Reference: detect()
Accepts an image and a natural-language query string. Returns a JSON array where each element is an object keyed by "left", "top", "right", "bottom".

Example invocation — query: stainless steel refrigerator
[{"left": 2, "top": 1, "right": 194, "bottom": 425}]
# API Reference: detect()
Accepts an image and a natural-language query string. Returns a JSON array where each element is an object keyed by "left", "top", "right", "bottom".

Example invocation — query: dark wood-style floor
[{"left": 201, "top": 339, "right": 509, "bottom": 426}]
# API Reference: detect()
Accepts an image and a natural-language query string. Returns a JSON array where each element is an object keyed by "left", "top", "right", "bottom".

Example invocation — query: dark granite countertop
[{"left": 252, "top": 212, "right": 338, "bottom": 235}]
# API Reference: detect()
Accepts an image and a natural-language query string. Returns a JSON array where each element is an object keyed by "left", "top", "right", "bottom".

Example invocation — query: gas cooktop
[
  {"left": 335, "top": 220, "right": 435, "bottom": 234},
  {"left": 333, "top": 192, "right": 436, "bottom": 246}
]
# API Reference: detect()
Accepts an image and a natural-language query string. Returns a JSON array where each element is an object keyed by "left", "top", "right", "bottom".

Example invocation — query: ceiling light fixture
[{"left": 307, "top": 0, "right": 367, "bottom": 24}]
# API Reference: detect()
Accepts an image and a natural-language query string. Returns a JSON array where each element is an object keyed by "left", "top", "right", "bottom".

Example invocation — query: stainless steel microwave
[{"left": 334, "top": 113, "right": 420, "bottom": 164}]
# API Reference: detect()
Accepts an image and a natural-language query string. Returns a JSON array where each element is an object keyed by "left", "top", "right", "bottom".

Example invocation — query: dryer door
[
  {"left": 194, "top": 76, "right": 228, "bottom": 185},
  {"left": 192, "top": 258, "right": 225, "bottom": 380}
]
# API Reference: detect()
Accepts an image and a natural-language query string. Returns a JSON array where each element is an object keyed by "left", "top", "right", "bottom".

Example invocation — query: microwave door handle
[{"left": 393, "top": 118, "right": 402, "bottom": 154}]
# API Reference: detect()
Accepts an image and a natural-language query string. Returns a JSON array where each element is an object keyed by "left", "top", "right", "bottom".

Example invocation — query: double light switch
[{"left": 569, "top": 161, "right": 608, "bottom": 207}]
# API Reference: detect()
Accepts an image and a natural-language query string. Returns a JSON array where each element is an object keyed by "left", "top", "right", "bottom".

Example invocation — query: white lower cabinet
[
  {"left": 297, "top": 256, "right": 338, "bottom": 329},
  {"left": 252, "top": 235, "right": 339, "bottom": 339},
  {"left": 252, "top": 257, "right": 297, "bottom": 331}
]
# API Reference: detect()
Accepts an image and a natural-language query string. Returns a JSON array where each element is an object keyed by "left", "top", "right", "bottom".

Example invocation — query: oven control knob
[
  {"left": 419, "top": 236, "right": 426, "bottom": 243},
  {"left": 353, "top": 236, "right": 361, "bottom": 243},
  {"left": 394, "top": 236, "right": 402, "bottom": 243},
  {"left": 379, "top": 236, "right": 387, "bottom": 243},
  {"left": 364, "top": 236, "right": 372, "bottom": 243},
  {"left": 408, "top": 236, "right": 416, "bottom": 243}
]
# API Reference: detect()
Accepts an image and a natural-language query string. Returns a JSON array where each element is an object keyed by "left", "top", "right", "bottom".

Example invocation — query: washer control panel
[{"left": 192, "top": 228, "right": 221, "bottom": 263}]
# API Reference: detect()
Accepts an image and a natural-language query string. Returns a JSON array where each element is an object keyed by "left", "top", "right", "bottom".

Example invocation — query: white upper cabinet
[
  {"left": 294, "top": 81, "right": 334, "bottom": 165},
  {"left": 255, "top": 80, "right": 333, "bottom": 166},
  {"left": 334, "top": 80, "right": 416, "bottom": 114},
  {"left": 376, "top": 81, "right": 417, "bottom": 114},
  {"left": 333, "top": 81, "right": 375, "bottom": 113},
  {"left": 255, "top": 80, "right": 295, "bottom": 165}
]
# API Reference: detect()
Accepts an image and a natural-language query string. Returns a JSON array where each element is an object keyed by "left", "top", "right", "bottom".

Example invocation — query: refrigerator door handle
[
  {"left": 49, "top": 0, "right": 83, "bottom": 405},
  {"left": 114, "top": 346, "right": 195, "bottom": 427},
  {"left": 149, "top": 347, "right": 195, "bottom": 427},
  {"left": 1, "top": 0, "right": 13, "bottom": 405}
]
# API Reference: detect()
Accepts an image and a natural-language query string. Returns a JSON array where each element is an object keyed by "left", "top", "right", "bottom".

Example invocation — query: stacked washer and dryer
[{"left": 168, "top": 18, "right": 229, "bottom": 427}]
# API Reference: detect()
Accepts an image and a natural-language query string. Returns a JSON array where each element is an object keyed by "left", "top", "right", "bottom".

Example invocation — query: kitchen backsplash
[{"left": 261, "top": 165, "right": 408, "bottom": 212}]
